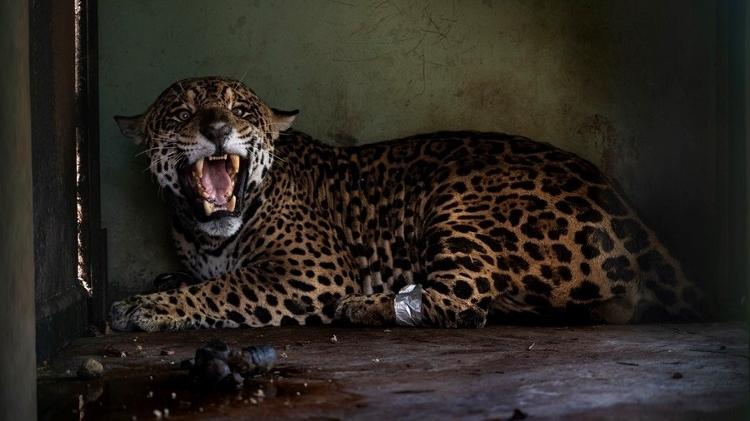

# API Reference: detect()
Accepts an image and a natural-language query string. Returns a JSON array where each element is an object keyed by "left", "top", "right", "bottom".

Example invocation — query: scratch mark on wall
[
  {"left": 327, "top": 0, "right": 473, "bottom": 96},
  {"left": 328, "top": 0, "right": 355, "bottom": 6}
]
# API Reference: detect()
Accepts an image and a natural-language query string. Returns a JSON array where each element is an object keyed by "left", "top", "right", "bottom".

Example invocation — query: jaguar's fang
[
  {"left": 203, "top": 200, "right": 215, "bottom": 216},
  {"left": 194, "top": 158, "right": 204, "bottom": 178},
  {"left": 229, "top": 155, "right": 240, "bottom": 175}
]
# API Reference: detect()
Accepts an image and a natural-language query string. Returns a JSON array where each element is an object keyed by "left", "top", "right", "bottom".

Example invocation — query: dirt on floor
[{"left": 37, "top": 323, "right": 748, "bottom": 420}]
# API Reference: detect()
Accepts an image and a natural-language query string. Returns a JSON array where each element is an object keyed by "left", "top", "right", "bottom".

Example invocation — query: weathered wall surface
[
  {"left": 100, "top": 1, "right": 730, "bottom": 312},
  {"left": 0, "top": 0, "right": 37, "bottom": 417}
]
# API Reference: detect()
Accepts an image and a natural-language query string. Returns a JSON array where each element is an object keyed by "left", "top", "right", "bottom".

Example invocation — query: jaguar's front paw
[
  {"left": 110, "top": 295, "right": 186, "bottom": 332},
  {"left": 110, "top": 296, "right": 150, "bottom": 331},
  {"left": 455, "top": 307, "right": 487, "bottom": 328},
  {"left": 333, "top": 297, "right": 355, "bottom": 325},
  {"left": 334, "top": 294, "right": 395, "bottom": 326}
]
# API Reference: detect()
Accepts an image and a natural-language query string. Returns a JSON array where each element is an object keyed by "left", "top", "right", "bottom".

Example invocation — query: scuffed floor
[{"left": 38, "top": 323, "right": 748, "bottom": 420}]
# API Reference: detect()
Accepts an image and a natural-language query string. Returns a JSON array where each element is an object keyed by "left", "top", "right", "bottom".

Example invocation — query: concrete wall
[
  {"left": 0, "top": 0, "right": 37, "bottom": 418},
  {"left": 100, "top": 1, "right": 733, "bottom": 313}
]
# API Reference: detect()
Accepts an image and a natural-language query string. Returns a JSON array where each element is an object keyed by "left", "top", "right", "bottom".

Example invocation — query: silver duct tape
[{"left": 394, "top": 284, "right": 423, "bottom": 327}]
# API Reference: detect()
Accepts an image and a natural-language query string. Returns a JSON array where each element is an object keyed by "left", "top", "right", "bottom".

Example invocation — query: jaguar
[{"left": 110, "top": 76, "right": 701, "bottom": 331}]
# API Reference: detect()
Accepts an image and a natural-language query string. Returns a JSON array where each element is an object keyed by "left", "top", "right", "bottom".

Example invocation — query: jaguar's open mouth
[{"left": 179, "top": 154, "right": 248, "bottom": 220}]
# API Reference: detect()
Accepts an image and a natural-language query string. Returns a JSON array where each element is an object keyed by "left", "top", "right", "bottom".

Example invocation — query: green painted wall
[{"left": 100, "top": 1, "right": 732, "bottom": 312}]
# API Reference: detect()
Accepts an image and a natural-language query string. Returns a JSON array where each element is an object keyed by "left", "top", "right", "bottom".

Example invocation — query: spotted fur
[{"left": 110, "top": 77, "right": 701, "bottom": 331}]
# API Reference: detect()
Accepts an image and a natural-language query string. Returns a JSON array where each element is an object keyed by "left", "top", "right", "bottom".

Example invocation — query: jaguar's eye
[
  {"left": 177, "top": 110, "right": 191, "bottom": 121},
  {"left": 232, "top": 107, "right": 245, "bottom": 117}
]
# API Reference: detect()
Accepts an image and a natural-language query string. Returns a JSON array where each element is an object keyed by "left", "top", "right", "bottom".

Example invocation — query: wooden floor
[{"left": 38, "top": 323, "right": 748, "bottom": 420}]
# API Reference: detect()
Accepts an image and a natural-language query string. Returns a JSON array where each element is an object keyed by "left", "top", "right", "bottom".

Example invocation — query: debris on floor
[
  {"left": 76, "top": 358, "right": 103, "bottom": 379},
  {"left": 186, "top": 340, "right": 277, "bottom": 389},
  {"left": 102, "top": 344, "right": 126, "bottom": 358}
]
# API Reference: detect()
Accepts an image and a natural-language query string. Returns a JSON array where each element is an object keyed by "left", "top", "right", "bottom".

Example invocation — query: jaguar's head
[{"left": 115, "top": 77, "right": 297, "bottom": 237}]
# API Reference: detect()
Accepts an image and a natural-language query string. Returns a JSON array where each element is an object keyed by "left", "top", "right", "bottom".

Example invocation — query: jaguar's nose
[
  {"left": 200, "top": 122, "right": 232, "bottom": 153},
  {"left": 201, "top": 122, "right": 232, "bottom": 143}
]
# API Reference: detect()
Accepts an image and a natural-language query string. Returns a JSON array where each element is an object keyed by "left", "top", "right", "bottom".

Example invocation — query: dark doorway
[{"left": 30, "top": 0, "right": 104, "bottom": 363}]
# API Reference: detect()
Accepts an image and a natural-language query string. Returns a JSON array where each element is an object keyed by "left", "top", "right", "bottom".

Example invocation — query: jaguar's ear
[
  {"left": 269, "top": 108, "right": 299, "bottom": 139},
  {"left": 114, "top": 114, "right": 146, "bottom": 145}
]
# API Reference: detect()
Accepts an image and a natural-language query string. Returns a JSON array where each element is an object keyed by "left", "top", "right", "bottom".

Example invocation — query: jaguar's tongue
[
  {"left": 191, "top": 155, "right": 240, "bottom": 216},
  {"left": 202, "top": 159, "right": 231, "bottom": 206}
]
